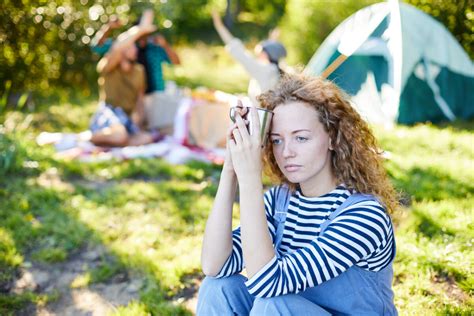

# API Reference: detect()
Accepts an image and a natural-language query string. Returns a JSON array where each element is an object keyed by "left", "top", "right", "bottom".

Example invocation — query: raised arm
[
  {"left": 154, "top": 34, "right": 181, "bottom": 65},
  {"left": 91, "top": 16, "right": 122, "bottom": 47},
  {"left": 211, "top": 11, "right": 273, "bottom": 85},
  {"left": 212, "top": 10, "right": 234, "bottom": 45},
  {"left": 97, "top": 23, "right": 156, "bottom": 74}
]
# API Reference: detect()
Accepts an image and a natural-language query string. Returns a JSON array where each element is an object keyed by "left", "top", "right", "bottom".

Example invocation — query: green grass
[
  {"left": 375, "top": 123, "right": 474, "bottom": 314},
  {"left": 0, "top": 48, "right": 473, "bottom": 314},
  {"left": 164, "top": 44, "right": 249, "bottom": 94}
]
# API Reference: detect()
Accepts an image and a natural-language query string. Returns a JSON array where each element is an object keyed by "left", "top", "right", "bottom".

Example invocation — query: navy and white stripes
[{"left": 215, "top": 186, "right": 395, "bottom": 298}]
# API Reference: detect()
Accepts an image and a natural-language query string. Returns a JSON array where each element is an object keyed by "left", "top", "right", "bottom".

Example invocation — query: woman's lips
[{"left": 284, "top": 164, "right": 301, "bottom": 172}]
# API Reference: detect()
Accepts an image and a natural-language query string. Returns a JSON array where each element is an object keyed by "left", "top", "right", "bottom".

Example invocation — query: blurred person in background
[
  {"left": 91, "top": 10, "right": 181, "bottom": 137},
  {"left": 90, "top": 15, "right": 123, "bottom": 57},
  {"left": 88, "top": 16, "right": 159, "bottom": 147},
  {"left": 212, "top": 10, "right": 287, "bottom": 106}
]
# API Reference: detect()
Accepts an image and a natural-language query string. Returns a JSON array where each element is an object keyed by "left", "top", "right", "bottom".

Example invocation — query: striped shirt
[{"left": 215, "top": 185, "right": 395, "bottom": 298}]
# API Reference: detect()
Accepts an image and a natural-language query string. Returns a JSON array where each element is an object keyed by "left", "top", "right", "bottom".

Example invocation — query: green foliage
[
  {"left": 404, "top": 0, "right": 473, "bottom": 59},
  {"left": 0, "top": 0, "right": 283, "bottom": 98},
  {"left": 0, "top": 0, "right": 98, "bottom": 97},
  {"left": 0, "top": 291, "right": 57, "bottom": 315},
  {"left": 280, "top": 0, "right": 380, "bottom": 64},
  {"left": 238, "top": 0, "right": 286, "bottom": 26},
  {"left": 164, "top": 45, "right": 249, "bottom": 93},
  {"left": 1, "top": 0, "right": 470, "bottom": 99},
  {"left": 374, "top": 123, "right": 474, "bottom": 313},
  {"left": 0, "top": 133, "right": 25, "bottom": 176},
  {"left": 71, "top": 261, "right": 125, "bottom": 288},
  {"left": 31, "top": 247, "right": 67, "bottom": 263},
  {"left": 279, "top": 0, "right": 473, "bottom": 65},
  {"left": 0, "top": 228, "right": 22, "bottom": 293}
]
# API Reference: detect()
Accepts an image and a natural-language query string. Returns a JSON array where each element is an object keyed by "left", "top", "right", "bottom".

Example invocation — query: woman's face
[
  {"left": 270, "top": 101, "right": 335, "bottom": 196},
  {"left": 254, "top": 45, "right": 269, "bottom": 62}
]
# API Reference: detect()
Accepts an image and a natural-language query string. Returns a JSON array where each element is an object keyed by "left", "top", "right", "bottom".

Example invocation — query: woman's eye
[
  {"left": 296, "top": 136, "right": 308, "bottom": 142},
  {"left": 271, "top": 138, "right": 282, "bottom": 145}
]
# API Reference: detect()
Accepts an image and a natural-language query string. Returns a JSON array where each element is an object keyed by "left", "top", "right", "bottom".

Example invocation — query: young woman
[{"left": 198, "top": 72, "right": 398, "bottom": 315}]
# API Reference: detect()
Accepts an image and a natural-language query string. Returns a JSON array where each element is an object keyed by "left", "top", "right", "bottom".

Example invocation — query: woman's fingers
[
  {"left": 228, "top": 108, "right": 254, "bottom": 152},
  {"left": 232, "top": 126, "right": 243, "bottom": 147},
  {"left": 249, "top": 106, "right": 261, "bottom": 141},
  {"left": 227, "top": 121, "right": 238, "bottom": 137},
  {"left": 238, "top": 104, "right": 248, "bottom": 118},
  {"left": 234, "top": 114, "right": 251, "bottom": 145}
]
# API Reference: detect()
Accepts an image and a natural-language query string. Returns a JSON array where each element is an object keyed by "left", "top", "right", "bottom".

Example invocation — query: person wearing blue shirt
[{"left": 91, "top": 10, "right": 180, "bottom": 136}]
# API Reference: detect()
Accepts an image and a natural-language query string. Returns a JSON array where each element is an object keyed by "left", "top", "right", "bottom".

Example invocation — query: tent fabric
[{"left": 305, "top": 2, "right": 474, "bottom": 125}]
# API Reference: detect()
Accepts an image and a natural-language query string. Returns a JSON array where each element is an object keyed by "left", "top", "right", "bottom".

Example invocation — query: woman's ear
[{"left": 329, "top": 138, "right": 334, "bottom": 151}]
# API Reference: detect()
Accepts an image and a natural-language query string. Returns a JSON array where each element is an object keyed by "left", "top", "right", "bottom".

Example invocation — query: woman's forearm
[
  {"left": 162, "top": 44, "right": 181, "bottom": 65},
  {"left": 212, "top": 12, "right": 234, "bottom": 44},
  {"left": 238, "top": 176, "right": 275, "bottom": 278},
  {"left": 201, "top": 168, "right": 238, "bottom": 276},
  {"left": 215, "top": 24, "right": 234, "bottom": 44},
  {"left": 91, "top": 25, "right": 111, "bottom": 47}
]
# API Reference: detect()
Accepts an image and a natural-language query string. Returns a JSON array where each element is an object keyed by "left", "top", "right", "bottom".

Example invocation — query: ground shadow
[
  {"left": 389, "top": 164, "right": 473, "bottom": 203},
  {"left": 0, "top": 175, "right": 194, "bottom": 315},
  {"left": 432, "top": 119, "right": 474, "bottom": 133},
  {"left": 411, "top": 209, "right": 455, "bottom": 239}
]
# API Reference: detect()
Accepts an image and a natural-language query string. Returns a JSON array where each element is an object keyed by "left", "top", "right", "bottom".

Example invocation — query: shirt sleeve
[
  {"left": 90, "top": 38, "right": 113, "bottom": 57},
  {"left": 225, "top": 38, "right": 276, "bottom": 84},
  {"left": 244, "top": 200, "right": 394, "bottom": 298},
  {"left": 148, "top": 44, "right": 171, "bottom": 64},
  {"left": 215, "top": 188, "right": 278, "bottom": 278}
]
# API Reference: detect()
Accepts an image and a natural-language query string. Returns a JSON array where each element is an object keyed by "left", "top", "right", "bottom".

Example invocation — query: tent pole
[{"left": 321, "top": 54, "right": 348, "bottom": 79}]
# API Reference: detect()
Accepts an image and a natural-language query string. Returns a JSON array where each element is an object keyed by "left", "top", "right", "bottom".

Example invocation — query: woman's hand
[
  {"left": 107, "top": 15, "right": 123, "bottom": 30},
  {"left": 222, "top": 124, "right": 236, "bottom": 174},
  {"left": 154, "top": 34, "right": 168, "bottom": 47},
  {"left": 224, "top": 103, "right": 249, "bottom": 174},
  {"left": 228, "top": 106, "right": 263, "bottom": 182},
  {"left": 211, "top": 10, "right": 224, "bottom": 29}
]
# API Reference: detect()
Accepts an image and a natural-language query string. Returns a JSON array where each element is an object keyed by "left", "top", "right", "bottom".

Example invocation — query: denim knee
[
  {"left": 250, "top": 295, "right": 331, "bottom": 316},
  {"left": 250, "top": 296, "right": 286, "bottom": 316},
  {"left": 197, "top": 275, "right": 253, "bottom": 316},
  {"left": 200, "top": 274, "right": 247, "bottom": 294}
]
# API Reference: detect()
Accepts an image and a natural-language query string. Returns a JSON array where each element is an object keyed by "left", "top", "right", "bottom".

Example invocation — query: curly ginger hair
[{"left": 258, "top": 72, "right": 399, "bottom": 213}]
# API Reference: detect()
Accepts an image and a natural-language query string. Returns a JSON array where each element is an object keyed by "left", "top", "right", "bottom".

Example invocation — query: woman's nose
[{"left": 282, "top": 140, "right": 295, "bottom": 158}]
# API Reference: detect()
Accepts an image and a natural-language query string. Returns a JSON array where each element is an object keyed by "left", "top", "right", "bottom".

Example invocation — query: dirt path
[
  {"left": 12, "top": 172, "right": 200, "bottom": 315},
  {"left": 13, "top": 240, "right": 198, "bottom": 315}
]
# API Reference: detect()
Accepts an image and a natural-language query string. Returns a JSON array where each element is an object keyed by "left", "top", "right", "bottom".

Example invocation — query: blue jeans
[
  {"left": 89, "top": 102, "right": 139, "bottom": 135},
  {"left": 196, "top": 274, "right": 331, "bottom": 316}
]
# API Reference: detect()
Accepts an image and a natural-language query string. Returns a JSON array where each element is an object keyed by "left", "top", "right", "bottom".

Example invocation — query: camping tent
[{"left": 305, "top": 1, "right": 474, "bottom": 125}]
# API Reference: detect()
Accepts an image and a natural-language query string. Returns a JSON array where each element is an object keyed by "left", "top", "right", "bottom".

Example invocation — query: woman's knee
[
  {"left": 90, "top": 125, "right": 129, "bottom": 147},
  {"left": 250, "top": 296, "right": 285, "bottom": 315},
  {"left": 250, "top": 295, "right": 331, "bottom": 316},
  {"left": 197, "top": 275, "right": 252, "bottom": 316},
  {"left": 200, "top": 274, "right": 247, "bottom": 294}
]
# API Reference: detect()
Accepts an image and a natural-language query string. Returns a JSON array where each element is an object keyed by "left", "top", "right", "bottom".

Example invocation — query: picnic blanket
[
  {"left": 37, "top": 132, "right": 226, "bottom": 165},
  {"left": 36, "top": 93, "right": 241, "bottom": 165}
]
